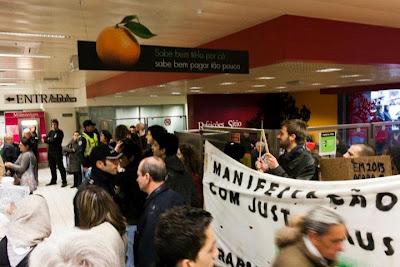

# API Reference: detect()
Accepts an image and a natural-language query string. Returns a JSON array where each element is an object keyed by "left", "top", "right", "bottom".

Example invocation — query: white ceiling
[{"left": 1, "top": 0, "right": 400, "bottom": 96}]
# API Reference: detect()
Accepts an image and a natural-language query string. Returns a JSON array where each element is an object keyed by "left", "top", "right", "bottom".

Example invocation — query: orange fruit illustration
[{"left": 96, "top": 26, "right": 141, "bottom": 67}]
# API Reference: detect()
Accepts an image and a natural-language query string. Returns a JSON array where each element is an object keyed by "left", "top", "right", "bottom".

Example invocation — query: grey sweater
[{"left": 9, "top": 151, "right": 38, "bottom": 182}]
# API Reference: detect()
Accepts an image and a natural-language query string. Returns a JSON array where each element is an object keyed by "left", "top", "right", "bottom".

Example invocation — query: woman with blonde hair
[{"left": 73, "top": 185, "right": 127, "bottom": 237}]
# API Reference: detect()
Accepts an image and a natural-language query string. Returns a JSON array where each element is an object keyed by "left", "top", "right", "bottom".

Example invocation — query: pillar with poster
[{"left": 4, "top": 111, "right": 47, "bottom": 164}]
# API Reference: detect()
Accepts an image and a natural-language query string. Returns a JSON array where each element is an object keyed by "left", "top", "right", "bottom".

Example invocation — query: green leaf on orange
[
  {"left": 120, "top": 15, "right": 137, "bottom": 24},
  {"left": 124, "top": 21, "right": 156, "bottom": 39}
]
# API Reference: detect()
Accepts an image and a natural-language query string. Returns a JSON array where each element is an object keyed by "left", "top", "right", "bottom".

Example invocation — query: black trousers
[
  {"left": 73, "top": 171, "right": 82, "bottom": 187},
  {"left": 48, "top": 151, "right": 66, "bottom": 183}
]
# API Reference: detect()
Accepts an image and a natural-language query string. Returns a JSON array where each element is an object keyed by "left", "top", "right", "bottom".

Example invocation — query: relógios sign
[
  {"left": 77, "top": 41, "right": 249, "bottom": 74},
  {"left": 4, "top": 94, "right": 77, "bottom": 104}
]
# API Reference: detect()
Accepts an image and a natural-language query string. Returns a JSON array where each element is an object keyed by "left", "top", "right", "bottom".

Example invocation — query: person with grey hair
[
  {"left": 273, "top": 206, "right": 347, "bottom": 267},
  {"left": 135, "top": 156, "right": 185, "bottom": 267},
  {"left": 29, "top": 222, "right": 125, "bottom": 267}
]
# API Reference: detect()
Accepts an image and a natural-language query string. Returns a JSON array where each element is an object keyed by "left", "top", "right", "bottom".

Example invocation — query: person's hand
[
  {"left": 265, "top": 153, "right": 279, "bottom": 169},
  {"left": 5, "top": 202, "right": 16, "bottom": 215},
  {"left": 114, "top": 141, "right": 123, "bottom": 153},
  {"left": 256, "top": 157, "right": 269, "bottom": 172},
  {"left": 4, "top": 162, "right": 12, "bottom": 168}
]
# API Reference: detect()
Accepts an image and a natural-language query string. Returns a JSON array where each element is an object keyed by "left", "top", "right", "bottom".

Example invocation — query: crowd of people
[{"left": 0, "top": 118, "right": 386, "bottom": 267}]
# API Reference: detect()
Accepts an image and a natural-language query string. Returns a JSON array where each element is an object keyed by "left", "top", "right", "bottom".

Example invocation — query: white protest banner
[{"left": 203, "top": 141, "right": 400, "bottom": 267}]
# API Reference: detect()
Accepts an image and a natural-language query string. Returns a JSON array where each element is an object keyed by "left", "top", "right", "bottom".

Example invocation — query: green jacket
[
  {"left": 273, "top": 239, "right": 336, "bottom": 267},
  {"left": 269, "top": 145, "right": 316, "bottom": 180}
]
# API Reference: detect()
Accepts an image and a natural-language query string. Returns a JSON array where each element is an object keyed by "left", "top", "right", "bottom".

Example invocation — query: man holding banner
[
  {"left": 273, "top": 206, "right": 347, "bottom": 267},
  {"left": 256, "top": 119, "right": 316, "bottom": 180}
]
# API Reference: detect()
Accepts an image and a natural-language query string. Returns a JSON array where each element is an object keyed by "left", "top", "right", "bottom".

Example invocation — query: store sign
[
  {"left": 198, "top": 120, "right": 243, "bottom": 129},
  {"left": 4, "top": 94, "right": 77, "bottom": 104},
  {"left": 77, "top": 41, "right": 249, "bottom": 74},
  {"left": 319, "top": 131, "right": 337, "bottom": 156}
]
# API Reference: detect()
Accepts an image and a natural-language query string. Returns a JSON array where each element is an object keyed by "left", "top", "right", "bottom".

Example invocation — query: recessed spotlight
[
  {"left": 171, "top": 92, "right": 181, "bottom": 95},
  {"left": 275, "top": 86, "right": 287, "bottom": 89},
  {"left": 252, "top": 84, "right": 266, "bottom": 88},
  {"left": 311, "top": 83, "right": 323, "bottom": 86},
  {"left": 315, "top": 68, "right": 342, "bottom": 73},
  {"left": 150, "top": 94, "right": 158, "bottom": 97},
  {"left": 158, "top": 84, "right": 166, "bottom": 87},
  {"left": 219, "top": 82, "right": 236, "bottom": 85},
  {"left": 189, "top": 86, "right": 202, "bottom": 89},
  {"left": 326, "top": 85, "right": 339, "bottom": 88},
  {"left": 129, "top": 90, "right": 136, "bottom": 92},
  {"left": 190, "top": 89, "right": 201, "bottom": 93},
  {"left": 256, "top": 76, "right": 275, "bottom": 80},
  {"left": 196, "top": 9, "right": 203, "bottom": 15},
  {"left": 341, "top": 74, "right": 361, "bottom": 78},
  {"left": 356, "top": 78, "right": 373, "bottom": 82}
]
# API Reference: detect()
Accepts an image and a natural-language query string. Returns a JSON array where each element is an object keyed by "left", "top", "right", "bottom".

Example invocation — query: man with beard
[{"left": 256, "top": 119, "right": 315, "bottom": 180}]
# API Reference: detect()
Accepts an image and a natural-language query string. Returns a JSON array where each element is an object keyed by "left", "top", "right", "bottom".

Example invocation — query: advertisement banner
[
  {"left": 203, "top": 141, "right": 400, "bottom": 267},
  {"left": 78, "top": 41, "right": 249, "bottom": 74}
]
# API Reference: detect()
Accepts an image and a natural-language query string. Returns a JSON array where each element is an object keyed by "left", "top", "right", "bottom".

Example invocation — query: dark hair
[
  {"left": 20, "top": 137, "right": 32, "bottom": 149},
  {"left": 179, "top": 144, "right": 201, "bottom": 174},
  {"left": 139, "top": 157, "right": 166, "bottom": 182},
  {"left": 156, "top": 133, "right": 179, "bottom": 157},
  {"left": 114, "top": 125, "right": 129, "bottom": 142},
  {"left": 100, "top": 130, "right": 112, "bottom": 144},
  {"left": 281, "top": 119, "right": 307, "bottom": 145},
  {"left": 51, "top": 119, "right": 59, "bottom": 125},
  {"left": 155, "top": 206, "right": 213, "bottom": 266},
  {"left": 73, "top": 185, "right": 126, "bottom": 237},
  {"left": 148, "top": 125, "right": 167, "bottom": 143}
]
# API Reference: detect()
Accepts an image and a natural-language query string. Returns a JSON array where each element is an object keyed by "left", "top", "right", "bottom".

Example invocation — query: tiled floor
[{"left": 35, "top": 167, "right": 77, "bottom": 234}]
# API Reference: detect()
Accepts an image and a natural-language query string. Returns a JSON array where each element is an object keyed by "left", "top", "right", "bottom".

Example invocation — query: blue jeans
[{"left": 126, "top": 224, "right": 137, "bottom": 267}]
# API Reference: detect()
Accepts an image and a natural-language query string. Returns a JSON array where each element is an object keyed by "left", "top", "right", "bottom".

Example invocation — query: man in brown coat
[{"left": 273, "top": 206, "right": 347, "bottom": 267}]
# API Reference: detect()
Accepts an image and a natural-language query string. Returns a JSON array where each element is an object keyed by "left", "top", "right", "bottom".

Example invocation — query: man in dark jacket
[
  {"left": 257, "top": 119, "right": 316, "bottom": 180},
  {"left": 152, "top": 132, "right": 198, "bottom": 207},
  {"left": 114, "top": 140, "right": 146, "bottom": 267},
  {"left": 45, "top": 119, "right": 67, "bottom": 186},
  {"left": 135, "top": 156, "right": 185, "bottom": 267},
  {"left": 85, "top": 144, "right": 122, "bottom": 198}
]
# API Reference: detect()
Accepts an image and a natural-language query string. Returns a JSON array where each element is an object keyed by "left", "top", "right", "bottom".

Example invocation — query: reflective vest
[{"left": 81, "top": 132, "right": 98, "bottom": 157}]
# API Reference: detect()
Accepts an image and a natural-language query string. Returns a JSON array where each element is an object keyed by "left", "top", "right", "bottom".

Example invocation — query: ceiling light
[
  {"left": 189, "top": 86, "right": 202, "bottom": 89},
  {"left": 129, "top": 90, "right": 136, "bottom": 92},
  {"left": 311, "top": 83, "right": 323, "bottom": 86},
  {"left": 356, "top": 78, "right": 373, "bottom": 82},
  {"left": 0, "top": 53, "right": 52, "bottom": 59},
  {"left": 315, "top": 68, "right": 342, "bottom": 73},
  {"left": 341, "top": 74, "right": 361, "bottom": 78},
  {"left": 171, "top": 92, "right": 181, "bottom": 95},
  {"left": 150, "top": 95, "right": 158, "bottom": 97},
  {"left": 219, "top": 82, "right": 236, "bottom": 85},
  {"left": 245, "top": 89, "right": 256, "bottom": 92},
  {"left": 326, "top": 85, "right": 339, "bottom": 88},
  {"left": 0, "top": 31, "right": 71, "bottom": 39},
  {"left": 256, "top": 76, "right": 275, "bottom": 80},
  {"left": 190, "top": 89, "right": 201, "bottom": 93},
  {"left": 197, "top": 9, "right": 203, "bottom": 15},
  {"left": 0, "top": 83, "right": 17, "bottom": 86},
  {"left": 275, "top": 86, "right": 287, "bottom": 89},
  {"left": 252, "top": 84, "right": 266, "bottom": 88},
  {"left": 158, "top": 84, "right": 166, "bottom": 87}
]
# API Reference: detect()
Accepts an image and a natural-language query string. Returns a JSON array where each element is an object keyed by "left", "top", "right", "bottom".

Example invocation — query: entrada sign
[{"left": 4, "top": 94, "right": 77, "bottom": 104}]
